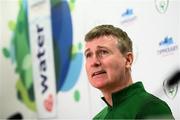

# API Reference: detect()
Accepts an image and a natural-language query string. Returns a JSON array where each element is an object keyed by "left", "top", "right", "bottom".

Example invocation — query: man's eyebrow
[
  {"left": 84, "top": 46, "right": 109, "bottom": 55},
  {"left": 97, "top": 45, "right": 109, "bottom": 50},
  {"left": 84, "top": 48, "right": 90, "bottom": 55}
]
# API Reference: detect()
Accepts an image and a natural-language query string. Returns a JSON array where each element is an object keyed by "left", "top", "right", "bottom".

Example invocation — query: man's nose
[{"left": 90, "top": 55, "right": 101, "bottom": 67}]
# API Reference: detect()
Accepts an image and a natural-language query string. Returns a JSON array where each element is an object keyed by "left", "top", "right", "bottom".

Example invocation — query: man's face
[{"left": 84, "top": 35, "right": 128, "bottom": 91}]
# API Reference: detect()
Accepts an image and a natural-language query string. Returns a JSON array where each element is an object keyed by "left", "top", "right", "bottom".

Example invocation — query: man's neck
[
  {"left": 103, "top": 92, "right": 113, "bottom": 106},
  {"left": 102, "top": 79, "right": 133, "bottom": 106}
]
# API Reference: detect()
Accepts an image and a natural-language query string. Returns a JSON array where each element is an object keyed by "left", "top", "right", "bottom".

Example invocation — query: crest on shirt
[
  {"left": 155, "top": 0, "right": 169, "bottom": 13},
  {"left": 163, "top": 79, "right": 178, "bottom": 99}
]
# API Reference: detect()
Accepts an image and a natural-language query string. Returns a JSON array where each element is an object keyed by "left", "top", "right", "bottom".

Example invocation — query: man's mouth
[{"left": 92, "top": 70, "right": 106, "bottom": 77}]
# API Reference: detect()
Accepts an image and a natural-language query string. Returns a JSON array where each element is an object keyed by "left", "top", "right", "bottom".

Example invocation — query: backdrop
[{"left": 0, "top": 0, "right": 180, "bottom": 119}]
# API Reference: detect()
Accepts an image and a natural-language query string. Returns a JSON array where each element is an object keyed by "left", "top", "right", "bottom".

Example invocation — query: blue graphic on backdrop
[
  {"left": 159, "top": 36, "right": 173, "bottom": 46},
  {"left": 157, "top": 36, "right": 178, "bottom": 56},
  {"left": 120, "top": 8, "right": 137, "bottom": 24},
  {"left": 61, "top": 50, "right": 83, "bottom": 91},
  {"left": 121, "top": 8, "right": 133, "bottom": 17},
  {"left": 51, "top": 0, "right": 83, "bottom": 92}
]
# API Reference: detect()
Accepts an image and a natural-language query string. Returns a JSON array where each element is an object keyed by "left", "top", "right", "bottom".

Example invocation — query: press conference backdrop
[{"left": 0, "top": 0, "right": 180, "bottom": 119}]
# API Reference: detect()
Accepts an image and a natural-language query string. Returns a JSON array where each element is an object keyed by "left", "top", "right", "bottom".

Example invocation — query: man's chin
[{"left": 92, "top": 83, "right": 106, "bottom": 90}]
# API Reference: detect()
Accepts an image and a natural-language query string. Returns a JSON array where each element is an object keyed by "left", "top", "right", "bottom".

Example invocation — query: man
[{"left": 84, "top": 25, "right": 174, "bottom": 119}]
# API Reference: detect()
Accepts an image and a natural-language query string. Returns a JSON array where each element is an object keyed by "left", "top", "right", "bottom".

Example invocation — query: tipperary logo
[
  {"left": 120, "top": 8, "right": 137, "bottom": 24},
  {"left": 157, "top": 36, "right": 178, "bottom": 56},
  {"left": 155, "top": 0, "right": 169, "bottom": 13},
  {"left": 163, "top": 79, "right": 178, "bottom": 99}
]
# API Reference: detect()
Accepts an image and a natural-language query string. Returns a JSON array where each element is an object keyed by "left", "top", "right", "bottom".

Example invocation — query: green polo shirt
[{"left": 93, "top": 82, "right": 174, "bottom": 119}]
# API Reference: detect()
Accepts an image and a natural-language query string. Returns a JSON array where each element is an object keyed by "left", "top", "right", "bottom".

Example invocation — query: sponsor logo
[
  {"left": 155, "top": 0, "right": 169, "bottom": 13},
  {"left": 28, "top": 0, "right": 57, "bottom": 115},
  {"left": 120, "top": 8, "right": 137, "bottom": 24},
  {"left": 36, "top": 24, "right": 48, "bottom": 94},
  {"left": 157, "top": 36, "right": 178, "bottom": 56},
  {"left": 35, "top": 24, "right": 54, "bottom": 112}
]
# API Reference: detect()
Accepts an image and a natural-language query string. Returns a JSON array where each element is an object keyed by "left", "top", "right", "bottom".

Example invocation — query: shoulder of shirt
[
  {"left": 136, "top": 92, "right": 174, "bottom": 119},
  {"left": 93, "top": 106, "right": 108, "bottom": 120}
]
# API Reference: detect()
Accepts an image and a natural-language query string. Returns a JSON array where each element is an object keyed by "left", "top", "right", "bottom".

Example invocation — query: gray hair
[{"left": 85, "top": 25, "right": 133, "bottom": 54}]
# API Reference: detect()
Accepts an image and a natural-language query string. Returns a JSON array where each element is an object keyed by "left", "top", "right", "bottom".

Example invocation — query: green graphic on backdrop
[
  {"left": 2, "top": 0, "right": 81, "bottom": 112},
  {"left": 2, "top": 1, "right": 36, "bottom": 111}
]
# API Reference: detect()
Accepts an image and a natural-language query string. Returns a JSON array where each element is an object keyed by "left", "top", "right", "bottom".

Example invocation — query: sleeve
[{"left": 135, "top": 99, "right": 174, "bottom": 119}]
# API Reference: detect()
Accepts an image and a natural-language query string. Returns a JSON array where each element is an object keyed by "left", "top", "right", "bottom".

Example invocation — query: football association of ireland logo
[
  {"left": 155, "top": 0, "right": 169, "bottom": 13},
  {"left": 163, "top": 79, "right": 178, "bottom": 99}
]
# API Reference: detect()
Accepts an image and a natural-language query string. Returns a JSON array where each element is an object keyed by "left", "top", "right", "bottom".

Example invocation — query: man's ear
[{"left": 125, "top": 52, "right": 133, "bottom": 69}]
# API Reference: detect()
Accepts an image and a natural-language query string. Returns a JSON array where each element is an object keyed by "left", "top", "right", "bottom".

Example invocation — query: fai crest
[
  {"left": 155, "top": 0, "right": 169, "bottom": 13},
  {"left": 163, "top": 79, "right": 178, "bottom": 99}
]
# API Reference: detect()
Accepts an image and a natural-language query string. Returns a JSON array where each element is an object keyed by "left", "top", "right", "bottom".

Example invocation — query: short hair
[{"left": 85, "top": 25, "right": 133, "bottom": 54}]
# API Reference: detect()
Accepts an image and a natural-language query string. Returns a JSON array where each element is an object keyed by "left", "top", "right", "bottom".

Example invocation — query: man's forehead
[
  {"left": 84, "top": 45, "right": 108, "bottom": 55},
  {"left": 85, "top": 36, "right": 118, "bottom": 46},
  {"left": 84, "top": 40, "right": 118, "bottom": 55},
  {"left": 85, "top": 36, "right": 117, "bottom": 48}
]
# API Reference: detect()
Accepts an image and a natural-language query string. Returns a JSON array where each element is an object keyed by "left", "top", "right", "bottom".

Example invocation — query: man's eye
[
  {"left": 85, "top": 53, "right": 92, "bottom": 58},
  {"left": 102, "top": 50, "right": 108, "bottom": 54},
  {"left": 99, "top": 50, "right": 109, "bottom": 56}
]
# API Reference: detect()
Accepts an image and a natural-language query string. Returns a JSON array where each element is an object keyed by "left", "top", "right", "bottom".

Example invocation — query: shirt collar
[{"left": 101, "top": 82, "right": 145, "bottom": 107}]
